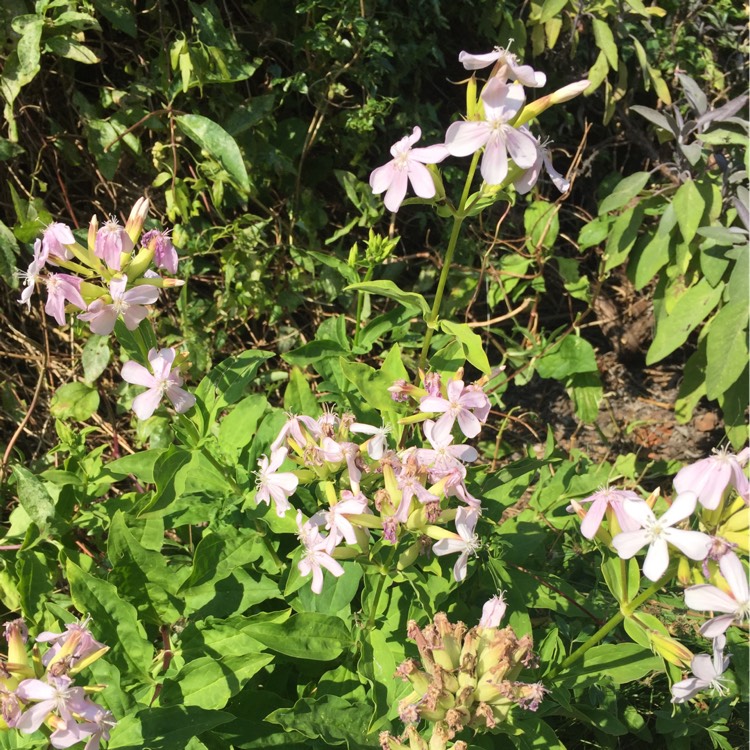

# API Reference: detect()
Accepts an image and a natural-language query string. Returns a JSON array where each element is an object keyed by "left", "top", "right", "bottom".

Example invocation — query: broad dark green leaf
[
  {"left": 598, "top": 172, "right": 650, "bottom": 215},
  {"left": 50, "top": 381, "right": 100, "bottom": 421},
  {"left": 176, "top": 114, "right": 250, "bottom": 193},
  {"left": 345, "top": 280, "right": 430, "bottom": 318}
]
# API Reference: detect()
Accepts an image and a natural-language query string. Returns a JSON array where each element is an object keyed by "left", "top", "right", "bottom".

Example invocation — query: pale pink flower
[
  {"left": 37, "top": 616, "right": 106, "bottom": 667},
  {"left": 45, "top": 274, "right": 86, "bottom": 326},
  {"left": 255, "top": 447, "right": 299, "bottom": 517},
  {"left": 612, "top": 493, "right": 711, "bottom": 581},
  {"left": 394, "top": 467, "right": 439, "bottom": 523},
  {"left": 41, "top": 222, "right": 75, "bottom": 262},
  {"left": 296, "top": 510, "right": 345, "bottom": 594},
  {"left": 514, "top": 130, "right": 570, "bottom": 194},
  {"left": 671, "top": 634, "right": 730, "bottom": 703},
  {"left": 444, "top": 82, "right": 538, "bottom": 185},
  {"left": 416, "top": 418, "right": 478, "bottom": 476},
  {"left": 312, "top": 490, "right": 370, "bottom": 552},
  {"left": 479, "top": 593, "right": 507, "bottom": 627},
  {"left": 576, "top": 487, "right": 642, "bottom": 540},
  {"left": 674, "top": 448, "right": 749, "bottom": 510},
  {"left": 78, "top": 277, "right": 159, "bottom": 335},
  {"left": 350, "top": 422, "right": 391, "bottom": 460},
  {"left": 419, "top": 379, "right": 491, "bottom": 442},
  {"left": 433, "top": 506, "right": 480, "bottom": 582},
  {"left": 17, "top": 243, "right": 43, "bottom": 308},
  {"left": 78, "top": 709, "right": 116, "bottom": 750},
  {"left": 15, "top": 675, "right": 94, "bottom": 736},
  {"left": 96, "top": 217, "right": 133, "bottom": 270},
  {"left": 458, "top": 48, "right": 546, "bottom": 88},
  {"left": 370, "top": 126, "right": 449, "bottom": 212},
  {"left": 684, "top": 552, "right": 750, "bottom": 637},
  {"left": 141, "top": 229, "right": 178, "bottom": 274},
  {"left": 120, "top": 348, "right": 195, "bottom": 419},
  {"left": 270, "top": 413, "right": 321, "bottom": 452}
]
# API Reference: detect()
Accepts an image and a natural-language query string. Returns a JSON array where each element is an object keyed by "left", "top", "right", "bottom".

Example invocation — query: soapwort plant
[{"left": 3, "top": 41, "right": 748, "bottom": 750}]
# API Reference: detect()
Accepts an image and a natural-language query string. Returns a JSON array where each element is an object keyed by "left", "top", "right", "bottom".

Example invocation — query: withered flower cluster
[{"left": 380, "top": 612, "right": 546, "bottom": 749}]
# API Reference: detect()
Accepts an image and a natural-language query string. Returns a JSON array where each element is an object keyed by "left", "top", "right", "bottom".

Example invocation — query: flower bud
[
  {"left": 647, "top": 630, "right": 693, "bottom": 668},
  {"left": 125, "top": 197, "right": 150, "bottom": 243}
]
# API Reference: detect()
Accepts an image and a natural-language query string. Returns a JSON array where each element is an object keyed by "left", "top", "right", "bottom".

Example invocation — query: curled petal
[{"left": 444, "top": 121, "right": 490, "bottom": 157}]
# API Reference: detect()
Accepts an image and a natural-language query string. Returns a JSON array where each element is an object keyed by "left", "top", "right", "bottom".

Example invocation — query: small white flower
[
  {"left": 611, "top": 493, "right": 711, "bottom": 581},
  {"left": 671, "top": 634, "right": 730, "bottom": 703},
  {"left": 433, "top": 507, "right": 480, "bottom": 582}
]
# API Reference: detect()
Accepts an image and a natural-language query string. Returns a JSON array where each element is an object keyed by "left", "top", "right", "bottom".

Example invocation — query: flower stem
[
  {"left": 365, "top": 547, "right": 397, "bottom": 629},
  {"left": 353, "top": 266, "right": 374, "bottom": 347},
  {"left": 548, "top": 564, "right": 676, "bottom": 680},
  {"left": 416, "top": 151, "right": 481, "bottom": 375}
]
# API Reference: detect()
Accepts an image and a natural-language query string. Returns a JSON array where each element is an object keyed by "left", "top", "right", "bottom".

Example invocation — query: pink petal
[
  {"left": 122, "top": 305, "right": 149, "bottom": 330},
  {"left": 689, "top": 653, "right": 717, "bottom": 683},
  {"left": 165, "top": 384, "right": 196, "bottom": 413},
  {"left": 370, "top": 162, "right": 396, "bottom": 194},
  {"left": 383, "top": 169, "right": 408, "bottom": 212},
  {"left": 131, "top": 388, "right": 162, "bottom": 420},
  {"left": 433, "top": 537, "right": 466, "bottom": 556},
  {"left": 430, "top": 412, "right": 456, "bottom": 445},
  {"left": 453, "top": 550, "right": 470, "bottom": 581},
  {"left": 642, "top": 538, "right": 670, "bottom": 581},
  {"left": 611, "top": 530, "right": 648, "bottom": 559},
  {"left": 406, "top": 126, "right": 422, "bottom": 147},
  {"left": 505, "top": 128, "right": 539, "bottom": 169},
  {"left": 420, "top": 396, "right": 450, "bottom": 413},
  {"left": 456, "top": 409, "right": 482, "bottom": 438},
  {"left": 15, "top": 700, "right": 54, "bottom": 733},
  {"left": 480, "top": 139, "right": 509, "bottom": 185},
  {"left": 311, "top": 565, "right": 324, "bottom": 594},
  {"left": 720, "top": 552, "right": 749, "bottom": 601},
  {"left": 120, "top": 361, "right": 155, "bottom": 388},
  {"left": 444, "top": 121, "right": 490, "bottom": 157},
  {"left": 124, "top": 285, "right": 160, "bottom": 305},
  {"left": 580, "top": 497, "right": 607, "bottom": 539},
  {"left": 699, "top": 614, "right": 735, "bottom": 638},
  {"left": 319, "top": 555, "right": 345, "bottom": 578},
  {"left": 407, "top": 161, "right": 437, "bottom": 199},
  {"left": 660, "top": 491, "right": 698, "bottom": 526},
  {"left": 410, "top": 144, "right": 450, "bottom": 163},
  {"left": 80, "top": 303, "right": 118, "bottom": 335},
  {"left": 621, "top": 499, "right": 654, "bottom": 527},
  {"left": 665, "top": 529, "right": 710, "bottom": 561},
  {"left": 458, "top": 50, "right": 502, "bottom": 70},
  {"left": 684, "top": 583, "right": 737, "bottom": 614}
]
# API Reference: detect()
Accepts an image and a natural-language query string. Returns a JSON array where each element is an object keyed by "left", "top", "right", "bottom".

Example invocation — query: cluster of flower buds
[
  {"left": 254, "top": 369, "right": 492, "bottom": 593},
  {"left": 369, "top": 47, "right": 589, "bottom": 212},
  {"left": 570, "top": 445, "right": 749, "bottom": 704},
  {"left": 0, "top": 617, "right": 114, "bottom": 749},
  {"left": 379, "top": 597, "right": 546, "bottom": 749},
  {"left": 18, "top": 199, "right": 180, "bottom": 332},
  {"left": 17, "top": 200, "right": 196, "bottom": 420}
]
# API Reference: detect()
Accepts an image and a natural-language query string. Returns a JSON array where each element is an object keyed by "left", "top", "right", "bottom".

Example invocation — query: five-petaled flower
[
  {"left": 296, "top": 510, "right": 345, "bottom": 594},
  {"left": 673, "top": 448, "right": 749, "bottom": 510},
  {"left": 612, "top": 493, "right": 711, "bottom": 581},
  {"left": 78, "top": 276, "right": 160, "bottom": 335},
  {"left": 671, "top": 634, "right": 730, "bottom": 703},
  {"left": 419, "top": 378, "right": 490, "bottom": 442},
  {"left": 255, "top": 448, "right": 299, "bottom": 517},
  {"left": 433, "top": 506, "right": 481, "bottom": 582},
  {"left": 444, "top": 81, "right": 538, "bottom": 186},
  {"left": 369, "top": 126, "right": 449, "bottom": 212},
  {"left": 120, "top": 348, "right": 195, "bottom": 420}
]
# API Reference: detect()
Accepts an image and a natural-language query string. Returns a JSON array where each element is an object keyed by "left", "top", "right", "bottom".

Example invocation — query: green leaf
[
  {"left": 538, "top": 0, "right": 569, "bottom": 23},
  {"left": 81, "top": 335, "right": 111, "bottom": 384},
  {"left": 705, "top": 302, "right": 749, "bottom": 400},
  {"left": 440, "top": 321, "right": 491, "bottom": 375},
  {"left": 592, "top": 18, "right": 618, "bottom": 70},
  {"left": 524, "top": 200, "right": 560, "bottom": 252},
  {"left": 631, "top": 203, "right": 676, "bottom": 289},
  {"left": 180, "top": 525, "right": 265, "bottom": 592},
  {"left": 104, "top": 449, "right": 165, "bottom": 484},
  {"left": 560, "top": 643, "right": 661, "bottom": 687},
  {"left": 91, "top": 0, "right": 137, "bottom": 36},
  {"left": 45, "top": 37, "right": 100, "bottom": 64},
  {"left": 66, "top": 559, "right": 154, "bottom": 679},
  {"left": 108, "top": 706, "right": 232, "bottom": 749},
  {"left": 243, "top": 612, "right": 352, "bottom": 660},
  {"left": 16, "top": 550, "right": 52, "bottom": 623},
  {"left": 675, "top": 338, "right": 707, "bottom": 424},
  {"left": 282, "top": 340, "right": 349, "bottom": 368},
  {"left": 283, "top": 367, "right": 320, "bottom": 416},
  {"left": 176, "top": 114, "right": 250, "bottom": 193},
  {"left": 598, "top": 172, "right": 650, "bottom": 215},
  {"left": 718, "top": 364, "right": 749, "bottom": 449},
  {"left": 603, "top": 205, "right": 643, "bottom": 272},
  {"left": 159, "top": 653, "right": 273, "bottom": 710},
  {"left": 339, "top": 359, "right": 401, "bottom": 415},
  {"left": 647, "top": 278, "right": 724, "bottom": 364},
  {"left": 568, "top": 371, "right": 603, "bottom": 423},
  {"left": 265, "top": 695, "right": 375, "bottom": 746},
  {"left": 536, "top": 336, "right": 598, "bottom": 379},
  {"left": 195, "top": 349, "right": 273, "bottom": 413},
  {"left": 12, "top": 466, "right": 56, "bottom": 536},
  {"left": 345, "top": 280, "right": 431, "bottom": 318},
  {"left": 577, "top": 215, "right": 611, "bottom": 250},
  {"left": 50, "top": 382, "right": 100, "bottom": 421},
  {"left": 672, "top": 179, "right": 705, "bottom": 243},
  {"left": 0, "top": 220, "right": 20, "bottom": 284},
  {"left": 217, "top": 393, "right": 268, "bottom": 456}
]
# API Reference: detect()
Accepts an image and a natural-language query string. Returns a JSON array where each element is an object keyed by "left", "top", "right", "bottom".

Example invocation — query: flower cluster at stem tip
[
  {"left": 0, "top": 617, "right": 114, "bottom": 749},
  {"left": 369, "top": 46, "right": 588, "bottom": 211},
  {"left": 17, "top": 199, "right": 195, "bottom": 420},
  {"left": 254, "top": 369, "right": 491, "bottom": 593},
  {"left": 570, "top": 445, "right": 749, "bottom": 704}
]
